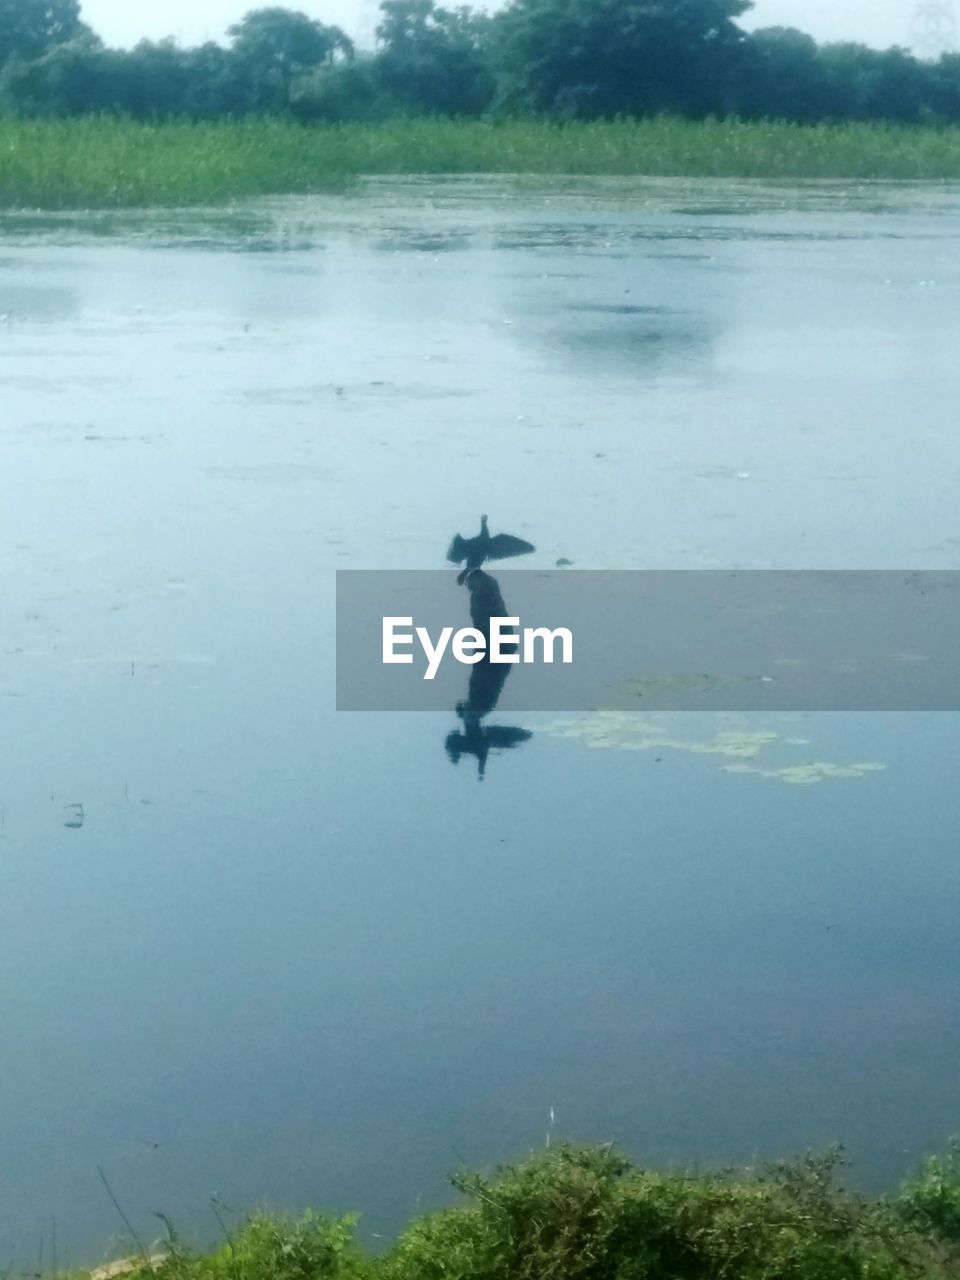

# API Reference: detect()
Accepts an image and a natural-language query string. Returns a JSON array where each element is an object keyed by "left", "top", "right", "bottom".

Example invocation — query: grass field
[
  {"left": 4, "top": 116, "right": 960, "bottom": 208},
  {"left": 70, "top": 1142, "right": 960, "bottom": 1280}
]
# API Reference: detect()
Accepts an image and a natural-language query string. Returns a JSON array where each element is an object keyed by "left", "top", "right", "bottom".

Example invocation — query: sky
[{"left": 76, "top": 0, "right": 928, "bottom": 54}]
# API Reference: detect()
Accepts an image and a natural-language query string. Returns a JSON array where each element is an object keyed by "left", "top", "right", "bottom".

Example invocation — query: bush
[
  {"left": 144, "top": 1211, "right": 372, "bottom": 1280},
  {"left": 381, "top": 1145, "right": 949, "bottom": 1280},
  {"left": 83, "top": 1144, "right": 960, "bottom": 1280},
  {"left": 898, "top": 1140, "right": 960, "bottom": 1245}
]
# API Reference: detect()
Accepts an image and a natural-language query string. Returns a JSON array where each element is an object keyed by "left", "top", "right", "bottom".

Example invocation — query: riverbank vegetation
[
  {"left": 6, "top": 116, "right": 960, "bottom": 209},
  {"left": 3, "top": 0, "right": 960, "bottom": 129},
  {"left": 5, "top": 1, "right": 960, "bottom": 207},
  {"left": 75, "top": 1142, "right": 960, "bottom": 1280}
]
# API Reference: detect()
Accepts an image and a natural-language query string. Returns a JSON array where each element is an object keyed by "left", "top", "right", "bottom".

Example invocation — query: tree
[
  {"left": 228, "top": 7, "right": 353, "bottom": 109},
  {"left": 494, "top": 0, "right": 752, "bottom": 118},
  {"left": 183, "top": 41, "right": 253, "bottom": 116},
  {"left": 106, "top": 39, "right": 252, "bottom": 118},
  {"left": 865, "top": 46, "right": 932, "bottom": 122},
  {"left": 0, "top": 35, "right": 102, "bottom": 115},
  {"left": 932, "top": 53, "right": 960, "bottom": 122},
  {"left": 375, "top": 0, "right": 495, "bottom": 115},
  {"left": 738, "top": 28, "right": 827, "bottom": 122},
  {"left": 0, "top": 0, "right": 87, "bottom": 66},
  {"left": 0, "top": 34, "right": 253, "bottom": 118},
  {"left": 291, "top": 58, "right": 384, "bottom": 121}
]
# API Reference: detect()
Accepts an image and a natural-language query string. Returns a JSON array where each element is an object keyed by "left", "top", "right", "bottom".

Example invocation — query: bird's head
[{"left": 480, "top": 514, "right": 489, "bottom": 529}]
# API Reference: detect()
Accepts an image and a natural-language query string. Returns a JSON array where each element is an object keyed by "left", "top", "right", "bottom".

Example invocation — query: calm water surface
[{"left": 2, "top": 176, "right": 960, "bottom": 1264}]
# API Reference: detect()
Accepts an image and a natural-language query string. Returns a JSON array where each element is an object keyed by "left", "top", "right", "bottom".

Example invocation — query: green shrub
[
  {"left": 137, "top": 1212, "right": 372, "bottom": 1280},
  {"left": 898, "top": 1140, "right": 960, "bottom": 1245},
  {"left": 381, "top": 1145, "right": 948, "bottom": 1280},
  {"left": 76, "top": 1144, "right": 960, "bottom": 1280}
]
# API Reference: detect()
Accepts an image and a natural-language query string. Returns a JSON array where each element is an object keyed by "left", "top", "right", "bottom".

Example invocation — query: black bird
[{"left": 447, "top": 515, "right": 534, "bottom": 585}]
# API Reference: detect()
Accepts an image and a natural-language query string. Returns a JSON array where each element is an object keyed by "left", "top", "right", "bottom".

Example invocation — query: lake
[{"left": 2, "top": 176, "right": 959, "bottom": 1266}]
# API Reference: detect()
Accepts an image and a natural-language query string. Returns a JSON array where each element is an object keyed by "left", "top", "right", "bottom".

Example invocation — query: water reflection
[
  {"left": 375, "top": 230, "right": 471, "bottom": 254},
  {"left": 445, "top": 715, "right": 532, "bottom": 780},
  {"left": 445, "top": 566, "right": 532, "bottom": 780},
  {"left": 549, "top": 299, "right": 718, "bottom": 375}
]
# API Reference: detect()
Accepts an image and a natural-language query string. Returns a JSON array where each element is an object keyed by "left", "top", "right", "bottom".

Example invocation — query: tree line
[{"left": 3, "top": 0, "right": 960, "bottom": 125}]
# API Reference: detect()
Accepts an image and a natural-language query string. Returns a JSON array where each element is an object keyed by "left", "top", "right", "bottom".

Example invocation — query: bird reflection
[
  {"left": 444, "top": 565, "right": 532, "bottom": 781},
  {"left": 445, "top": 717, "right": 532, "bottom": 780},
  {"left": 447, "top": 514, "right": 535, "bottom": 585}
]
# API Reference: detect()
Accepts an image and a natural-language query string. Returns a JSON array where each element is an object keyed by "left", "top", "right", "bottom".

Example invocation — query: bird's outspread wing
[
  {"left": 486, "top": 533, "right": 535, "bottom": 562},
  {"left": 447, "top": 534, "right": 468, "bottom": 564},
  {"left": 485, "top": 727, "right": 534, "bottom": 749}
]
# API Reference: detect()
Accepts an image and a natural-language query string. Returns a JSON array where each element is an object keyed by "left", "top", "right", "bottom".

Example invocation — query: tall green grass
[{"left": 4, "top": 116, "right": 960, "bottom": 208}]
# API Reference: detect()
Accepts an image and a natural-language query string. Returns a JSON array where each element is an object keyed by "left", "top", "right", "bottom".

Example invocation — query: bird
[{"left": 447, "top": 515, "right": 535, "bottom": 584}]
